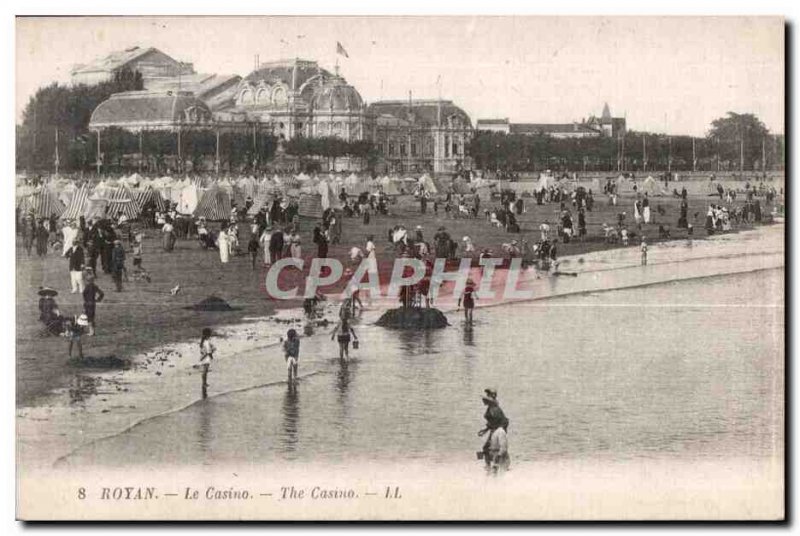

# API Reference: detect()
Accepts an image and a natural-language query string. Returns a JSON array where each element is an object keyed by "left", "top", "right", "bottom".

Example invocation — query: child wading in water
[
  {"left": 458, "top": 281, "right": 477, "bottom": 323},
  {"left": 198, "top": 328, "right": 215, "bottom": 399},
  {"left": 331, "top": 317, "right": 358, "bottom": 362},
  {"left": 283, "top": 329, "right": 300, "bottom": 387}
]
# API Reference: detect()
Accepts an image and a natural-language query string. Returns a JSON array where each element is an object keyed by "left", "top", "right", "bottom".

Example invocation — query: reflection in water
[
  {"left": 196, "top": 399, "right": 214, "bottom": 465},
  {"left": 462, "top": 324, "right": 475, "bottom": 347},
  {"left": 397, "top": 327, "right": 437, "bottom": 356},
  {"left": 280, "top": 387, "right": 301, "bottom": 456}
]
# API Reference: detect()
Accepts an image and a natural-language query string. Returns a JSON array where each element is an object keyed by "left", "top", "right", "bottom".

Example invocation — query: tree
[
  {"left": 707, "top": 112, "right": 770, "bottom": 171},
  {"left": 17, "top": 67, "right": 144, "bottom": 173}
]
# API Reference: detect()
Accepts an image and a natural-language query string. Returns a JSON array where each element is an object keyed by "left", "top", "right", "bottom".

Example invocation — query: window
[
  {"left": 388, "top": 142, "right": 395, "bottom": 156},
  {"left": 272, "top": 86, "right": 288, "bottom": 106},
  {"left": 239, "top": 89, "right": 254, "bottom": 105},
  {"left": 411, "top": 143, "right": 417, "bottom": 157},
  {"left": 256, "top": 88, "right": 268, "bottom": 103},
  {"left": 332, "top": 122, "right": 344, "bottom": 138},
  {"left": 400, "top": 144, "right": 406, "bottom": 156}
]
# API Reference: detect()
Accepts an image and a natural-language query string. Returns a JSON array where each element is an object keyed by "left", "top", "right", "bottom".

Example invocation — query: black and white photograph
[{"left": 12, "top": 14, "right": 785, "bottom": 521}]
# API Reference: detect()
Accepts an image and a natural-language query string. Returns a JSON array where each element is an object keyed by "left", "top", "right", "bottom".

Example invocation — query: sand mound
[
  {"left": 375, "top": 307, "right": 449, "bottom": 329},
  {"left": 185, "top": 296, "right": 237, "bottom": 312}
]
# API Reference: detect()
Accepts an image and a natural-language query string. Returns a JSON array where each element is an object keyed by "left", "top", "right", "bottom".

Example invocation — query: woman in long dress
[
  {"left": 162, "top": 219, "right": 176, "bottom": 252},
  {"left": 633, "top": 200, "right": 642, "bottom": 225},
  {"left": 217, "top": 226, "right": 230, "bottom": 264},
  {"left": 259, "top": 227, "right": 272, "bottom": 265},
  {"left": 642, "top": 195, "right": 651, "bottom": 224},
  {"left": 290, "top": 231, "right": 301, "bottom": 259}
]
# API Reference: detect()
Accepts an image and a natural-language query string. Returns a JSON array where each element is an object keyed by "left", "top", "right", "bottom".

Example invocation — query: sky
[{"left": 15, "top": 16, "right": 785, "bottom": 136}]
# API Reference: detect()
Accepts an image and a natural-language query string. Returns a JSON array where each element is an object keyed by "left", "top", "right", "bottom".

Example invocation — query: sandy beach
[{"left": 16, "top": 186, "right": 784, "bottom": 470}]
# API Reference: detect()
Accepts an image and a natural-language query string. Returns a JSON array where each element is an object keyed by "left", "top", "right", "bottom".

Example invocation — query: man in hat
[
  {"left": 111, "top": 240, "right": 126, "bottom": 292},
  {"left": 66, "top": 239, "right": 85, "bottom": 294},
  {"left": 82, "top": 271, "right": 104, "bottom": 336}
]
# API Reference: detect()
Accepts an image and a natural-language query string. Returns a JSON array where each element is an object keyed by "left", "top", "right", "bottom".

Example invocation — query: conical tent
[
  {"left": 18, "top": 189, "right": 65, "bottom": 219},
  {"left": 60, "top": 184, "right": 90, "bottom": 220},
  {"left": 416, "top": 174, "right": 436, "bottom": 195},
  {"left": 106, "top": 187, "right": 140, "bottom": 220},
  {"left": 133, "top": 186, "right": 168, "bottom": 213},
  {"left": 641, "top": 175, "right": 660, "bottom": 195},
  {"left": 193, "top": 186, "right": 232, "bottom": 221}
]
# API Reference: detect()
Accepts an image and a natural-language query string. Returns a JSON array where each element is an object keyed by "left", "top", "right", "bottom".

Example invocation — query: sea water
[{"left": 63, "top": 266, "right": 783, "bottom": 468}]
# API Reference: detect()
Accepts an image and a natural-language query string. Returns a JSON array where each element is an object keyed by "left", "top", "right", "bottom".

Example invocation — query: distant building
[
  {"left": 475, "top": 118, "right": 511, "bottom": 133},
  {"left": 85, "top": 51, "right": 474, "bottom": 173},
  {"left": 214, "top": 59, "right": 372, "bottom": 143},
  {"left": 89, "top": 90, "right": 213, "bottom": 132},
  {"left": 368, "top": 99, "right": 473, "bottom": 174},
  {"left": 70, "top": 46, "right": 194, "bottom": 87},
  {"left": 477, "top": 103, "right": 626, "bottom": 139}
]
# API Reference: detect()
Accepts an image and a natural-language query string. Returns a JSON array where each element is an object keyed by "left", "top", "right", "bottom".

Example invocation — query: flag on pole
[{"left": 336, "top": 41, "right": 349, "bottom": 58}]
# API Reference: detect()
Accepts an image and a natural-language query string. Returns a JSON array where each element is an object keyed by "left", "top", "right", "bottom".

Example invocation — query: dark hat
[{"left": 37, "top": 286, "right": 58, "bottom": 297}]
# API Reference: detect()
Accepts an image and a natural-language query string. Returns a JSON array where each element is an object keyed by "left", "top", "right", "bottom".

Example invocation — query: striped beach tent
[
  {"left": 60, "top": 183, "right": 91, "bottom": 220},
  {"left": 19, "top": 189, "right": 65, "bottom": 219},
  {"left": 133, "top": 186, "right": 167, "bottom": 212},
  {"left": 105, "top": 187, "right": 140, "bottom": 220},
  {"left": 193, "top": 186, "right": 232, "bottom": 221}
]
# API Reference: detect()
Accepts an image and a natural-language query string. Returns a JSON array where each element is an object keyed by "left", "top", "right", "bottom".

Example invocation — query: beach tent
[
  {"left": 105, "top": 187, "right": 140, "bottom": 220},
  {"left": 418, "top": 174, "right": 438, "bottom": 195},
  {"left": 317, "top": 179, "right": 342, "bottom": 211},
  {"left": 297, "top": 193, "right": 324, "bottom": 218},
  {"left": 177, "top": 183, "right": 199, "bottom": 214},
  {"left": 133, "top": 186, "right": 168, "bottom": 213},
  {"left": 641, "top": 175, "right": 660, "bottom": 195},
  {"left": 379, "top": 176, "right": 401, "bottom": 195},
  {"left": 60, "top": 184, "right": 91, "bottom": 220},
  {"left": 18, "top": 189, "right": 65, "bottom": 219},
  {"left": 536, "top": 173, "right": 555, "bottom": 191},
  {"left": 237, "top": 176, "right": 258, "bottom": 199},
  {"left": 193, "top": 186, "right": 232, "bottom": 221}
]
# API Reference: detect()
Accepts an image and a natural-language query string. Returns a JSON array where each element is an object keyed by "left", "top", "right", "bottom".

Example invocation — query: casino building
[{"left": 86, "top": 48, "right": 473, "bottom": 174}]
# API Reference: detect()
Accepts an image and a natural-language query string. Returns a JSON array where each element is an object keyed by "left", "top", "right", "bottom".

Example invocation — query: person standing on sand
[
  {"left": 218, "top": 225, "right": 230, "bottom": 264},
  {"left": 247, "top": 232, "right": 260, "bottom": 270},
  {"left": 259, "top": 226, "right": 272, "bottom": 266},
  {"left": 67, "top": 314, "right": 89, "bottom": 361},
  {"left": 642, "top": 194, "right": 651, "bottom": 224},
  {"left": 111, "top": 240, "right": 126, "bottom": 292},
  {"left": 198, "top": 328, "right": 215, "bottom": 399},
  {"left": 641, "top": 237, "right": 648, "bottom": 266},
  {"left": 283, "top": 329, "right": 300, "bottom": 386},
  {"left": 66, "top": 240, "right": 85, "bottom": 294},
  {"left": 269, "top": 226, "right": 285, "bottom": 265},
  {"left": 82, "top": 272, "right": 104, "bottom": 336},
  {"left": 458, "top": 281, "right": 477, "bottom": 323}
]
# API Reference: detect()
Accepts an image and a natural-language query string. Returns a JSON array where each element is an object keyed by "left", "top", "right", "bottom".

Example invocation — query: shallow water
[{"left": 65, "top": 266, "right": 783, "bottom": 468}]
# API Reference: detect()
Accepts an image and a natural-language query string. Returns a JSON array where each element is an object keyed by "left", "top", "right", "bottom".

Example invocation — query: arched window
[
  {"left": 256, "top": 88, "right": 268, "bottom": 104},
  {"left": 239, "top": 88, "right": 254, "bottom": 105},
  {"left": 272, "top": 86, "right": 288, "bottom": 106}
]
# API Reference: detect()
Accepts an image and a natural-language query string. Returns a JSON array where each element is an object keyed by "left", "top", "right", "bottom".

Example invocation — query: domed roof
[
  {"left": 312, "top": 78, "right": 363, "bottom": 111},
  {"left": 242, "top": 59, "right": 332, "bottom": 91},
  {"left": 89, "top": 90, "right": 212, "bottom": 129}
]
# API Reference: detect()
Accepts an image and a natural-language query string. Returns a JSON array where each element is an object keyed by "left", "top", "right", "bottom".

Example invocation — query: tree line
[{"left": 469, "top": 112, "right": 784, "bottom": 173}]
